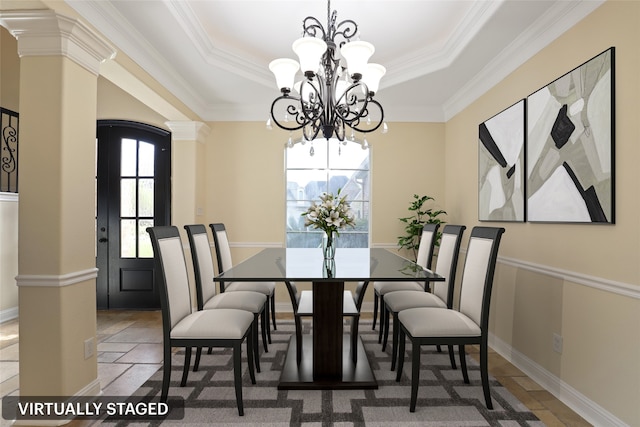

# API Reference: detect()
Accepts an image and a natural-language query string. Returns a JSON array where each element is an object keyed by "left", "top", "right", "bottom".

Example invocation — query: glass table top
[{"left": 214, "top": 248, "right": 443, "bottom": 282}]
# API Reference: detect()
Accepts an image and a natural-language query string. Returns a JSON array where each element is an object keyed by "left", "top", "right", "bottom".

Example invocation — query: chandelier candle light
[
  {"left": 268, "top": 0, "right": 387, "bottom": 145},
  {"left": 302, "top": 189, "right": 356, "bottom": 260}
]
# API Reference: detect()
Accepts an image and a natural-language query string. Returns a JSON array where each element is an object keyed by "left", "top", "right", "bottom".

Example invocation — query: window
[{"left": 286, "top": 138, "right": 370, "bottom": 248}]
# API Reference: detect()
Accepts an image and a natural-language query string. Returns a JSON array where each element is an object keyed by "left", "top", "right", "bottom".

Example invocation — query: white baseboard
[
  {"left": 0, "top": 306, "right": 18, "bottom": 323},
  {"left": 489, "top": 332, "right": 628, "bottom": 427}
]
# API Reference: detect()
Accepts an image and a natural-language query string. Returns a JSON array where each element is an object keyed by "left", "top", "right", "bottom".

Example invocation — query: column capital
[
  {"left": 165, "top": 121, "right": 211, "bottom": 144},
  {"left": 0, "top": 10, "right": 116, "bottom": 75}
]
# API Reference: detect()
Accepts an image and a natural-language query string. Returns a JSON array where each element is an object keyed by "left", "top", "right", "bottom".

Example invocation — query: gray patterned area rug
[{"left": 106, "top": 320, "right": 541, "bottom": 426}]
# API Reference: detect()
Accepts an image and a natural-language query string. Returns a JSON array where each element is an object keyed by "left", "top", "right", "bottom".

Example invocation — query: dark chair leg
[
  {"left": 436, "top": 344, "right": 442, "bottom": 352},
  {"left": 180, "top": 347, "right": 192, "bottom": 387},
  {"left": 390, "top": 311, "right": 400, "bottom": 370},
  {"left": 378, "top": 296, "right": 386, "bottom": 343},
  {"left": 270, "top": 291, "right": 277, "bottom": 331},
  {"left": 264, "top": 297, "right": 272, "bottom": 344},
  {"left": 261, "top": 308, "right": 268, "bottom": 353},
  {"left": 233, "top": 342, "right": 244, "bottom": 416},
  {"left": 193, "top": 346, "right": 202, "bottom": 372},
  {"left": 247, "top": 330, "right": 256, "bottom": 385},
  {"left": 161, "top": 343, "right": 172, "bottom": 402},
  {"left": 396, "top": 328, "right": 406, "bottom": 382},
  {"left": 459, "top": 344, "right": 469, "bottom": 383},
  {"left": 410, "top": 338, "right": 420, "bottom": 412},
  {"left": 382, "top": 303, "right": 390, "bottom": 351},
  {"left": 252, "top": 317, "right": 261, "bottom": 373},
  {"left": 372, "top": 293, "right": 378, "bottom": 330},
  {"left": 480, "top": 342, "right": 493, "bottom": 409},
  {"left": 207, "top": 347, "right": 212, "bottom": 354},
  {"left": 448, "top": 345, "right": 457, "bottom": 369}
]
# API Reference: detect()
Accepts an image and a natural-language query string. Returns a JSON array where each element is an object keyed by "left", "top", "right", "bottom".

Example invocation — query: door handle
[{"left": 99, "top": 238, "right": 108, "bottom": 243}]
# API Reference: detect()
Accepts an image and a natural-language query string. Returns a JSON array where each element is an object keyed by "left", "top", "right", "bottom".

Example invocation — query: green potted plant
[{"left": 397, "top": 194, "right": 447, "bottom": 260}]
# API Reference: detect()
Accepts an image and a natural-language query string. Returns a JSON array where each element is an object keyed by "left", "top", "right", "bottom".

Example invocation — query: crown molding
[
  {"left": 164, "top": 0, "right": 274, "bottom": 89},
  {"left": 0, "top": 10, "right": 115, "bottom": 76},
  {"left": 65, "top": 0, "right": 208, "bottom": 115},
  {"left": 443, "top": 0, "right": 605, "bottom": 121},
  {"left": 383, "top": 0, "right": 503, "bottom": 89},
  {"left": 165, "top": 121, "right": 211, "bottom": 143}
]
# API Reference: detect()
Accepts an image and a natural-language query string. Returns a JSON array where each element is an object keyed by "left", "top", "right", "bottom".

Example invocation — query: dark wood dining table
[{"left": 214, "top": 247, "right": 444, "bottom": 390}]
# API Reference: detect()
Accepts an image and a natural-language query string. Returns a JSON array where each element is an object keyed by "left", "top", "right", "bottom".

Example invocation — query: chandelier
[{"left": 267, "top": 0, "right": 386, "bottom": 145}]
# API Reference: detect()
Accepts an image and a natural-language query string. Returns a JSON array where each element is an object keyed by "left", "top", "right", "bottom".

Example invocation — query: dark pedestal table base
[{"left": 277, "top": 335, "right": 378, "bottom": 390}]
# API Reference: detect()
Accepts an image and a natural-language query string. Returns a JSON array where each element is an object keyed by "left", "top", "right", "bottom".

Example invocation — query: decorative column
[
  {"left": 165, "top": 121, "right": 210, "bottom": 226},
  {"left": 0, "top": 10, "right": 115, "bottom": 401}
]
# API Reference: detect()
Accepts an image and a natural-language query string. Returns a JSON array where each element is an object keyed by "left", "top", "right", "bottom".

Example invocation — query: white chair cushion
[
  {"left": 158, "top": 237, "right": 193, "bottom": 328},
  {"left": 459, "top": 237, "right": 493, "bottom": 326},
  {"left": 193, "top": 232, "right": 217, "bottom": 303},
  {"left": 415, "top": 229, "right": 435, "bottom": 268},
  {"left": 398, "top": 307, "right": 481, "bottom": 338},
  {"left": 226, "top": 281, "right": 276, "bottom": 295},
  {"left": 374, "top": 281, "right": 424, "bottom": 295},
  {"left": 384, "top": 291, "right": 446, "bottom": 312},
  {"left": 171, "top": 309, "right": 253, "bottom": 340},
  {"left": 203, "top": 291, "right": 266, "bottom": 313}
]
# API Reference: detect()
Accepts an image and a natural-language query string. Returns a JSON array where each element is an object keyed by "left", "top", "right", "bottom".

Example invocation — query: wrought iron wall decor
[
  {"left": 1, "top": 107, "right": 19, "bottom": 193},
  {"left": 478, "top": 99, "right": 526, "bottom": 222},
  {"left": 527, "top": 47, "right": 615, "bottom": 223}
]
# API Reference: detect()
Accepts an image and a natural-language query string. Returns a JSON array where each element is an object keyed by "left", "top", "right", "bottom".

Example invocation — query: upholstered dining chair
[
  {"left": 284, "top": 280, "right": 370, "bottom": 364},
  {"left": 395, "top": 226, "right": 505, "bottom": 412},
  {"left": 210, "top": 223, "right": 278, "bottom": 341},
  {"left": 184, "top": 224, "right": 269, "bottom": 373},
  {"left": 372, "top": 223, "right": 440, "bottom": 346},
  {"left": 146, "top": 226, "right": 255, "bottom": 416},
  {"left": 383, "top": 224, "right": 466, "bottom": 370}
]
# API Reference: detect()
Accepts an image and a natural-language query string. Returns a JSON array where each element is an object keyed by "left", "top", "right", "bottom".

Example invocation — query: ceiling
[{"left": 66, "top": 0, "right": 603, "bottom": 123}]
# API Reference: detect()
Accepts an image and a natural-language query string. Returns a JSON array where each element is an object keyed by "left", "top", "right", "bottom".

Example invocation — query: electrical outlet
[
  {"left": 84, "top": 337, "right": 95, "bottom": 359},
  {"left": 552, "top": 333, "right": 563, "bottom": 354}
]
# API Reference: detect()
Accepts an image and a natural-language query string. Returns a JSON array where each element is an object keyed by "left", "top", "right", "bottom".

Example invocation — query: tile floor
[{"left": 0, "top": 310, "right": 590, "bottom": 426}]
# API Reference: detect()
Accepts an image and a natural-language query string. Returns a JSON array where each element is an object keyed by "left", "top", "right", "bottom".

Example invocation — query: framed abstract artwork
[
  {"left": 478, "top": 99, "right": 526, "bottom": 222},
  {"left": 526, "top": 47, "right": 615, "bottom": 223}
]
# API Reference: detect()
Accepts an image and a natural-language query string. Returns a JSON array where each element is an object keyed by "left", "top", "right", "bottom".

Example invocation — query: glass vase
[{"left": 322, "top": 231, "right": 336, "bottom": 260}]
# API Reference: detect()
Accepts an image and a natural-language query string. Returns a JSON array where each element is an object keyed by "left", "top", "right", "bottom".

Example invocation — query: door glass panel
[
  {"left": 138, "top": 141, "right": 155, "bottom": 176},
  {"left": 121, "top": 219, "right": 136, "bottom": 257},
  {"left": 121, "top": 138, "right": 137, "bottom": 176},
  {"left": 138, "top": 219, "right": 154, "bottom": 258},
  {"left": 120, "top": 139, "right": 156, "bottom": 259},
  {"left": 121, "top": 179, "right": 136, "bottom": 217},
  {"left": 138, "top": 179, "right": 154, "bottom": 217}
]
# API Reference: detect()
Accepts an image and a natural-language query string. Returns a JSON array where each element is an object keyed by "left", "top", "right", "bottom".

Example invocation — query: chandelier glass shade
[{"left": 268, "top": 0, "right": 386, "bottom": 142}]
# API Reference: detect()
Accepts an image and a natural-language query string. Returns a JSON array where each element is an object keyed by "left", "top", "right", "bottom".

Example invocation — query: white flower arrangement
[{"left": 302, "top": 188, "right": 356, "bottom": 236}]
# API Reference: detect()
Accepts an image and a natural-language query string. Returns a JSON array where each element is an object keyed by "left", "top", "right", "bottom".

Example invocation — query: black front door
[{"left": 96, "top": 121, "right": 171, "bottom": 309}]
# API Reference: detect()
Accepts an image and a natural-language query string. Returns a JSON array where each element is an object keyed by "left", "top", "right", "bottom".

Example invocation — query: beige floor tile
[
  {"left": 115, "top": 343, "right": 163, "bottom": 364},
  {"left": 0, "top": 343, "right": 19, "bottom": 360},
  {"left": 101, "top": 363, "right": 161, "bottom": 396}
]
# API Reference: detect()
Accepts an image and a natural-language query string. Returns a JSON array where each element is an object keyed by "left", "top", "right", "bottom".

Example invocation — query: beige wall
[
  {"left": 205, "top": 121, "right": 445, "bottom": 249},
  {"left": 1, "top": 27, "right": 19, "bottom": 111},
  {"left": 445, "top": 1, "right": 639, "bottom": 424}
]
